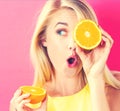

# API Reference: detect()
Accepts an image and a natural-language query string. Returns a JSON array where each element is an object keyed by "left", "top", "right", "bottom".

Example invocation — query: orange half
[
  {"left": 20, "top": 86, "right": 46, "bottom": 104},
  {"left": 74, "top": 19, "right": 101, "bottom": 50}
]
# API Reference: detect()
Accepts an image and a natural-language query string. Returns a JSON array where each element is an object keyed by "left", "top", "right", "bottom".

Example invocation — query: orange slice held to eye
[
  {"left": 74, "top": 19, "right": 102, "bottom": 50},
  {"left": 20, "top": 86, "right": 46, "bottom": 109}
]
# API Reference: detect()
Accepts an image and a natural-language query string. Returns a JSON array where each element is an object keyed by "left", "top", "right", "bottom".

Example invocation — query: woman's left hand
[{"left": 76, "top": 27, "right": 113, "bottom": 80}]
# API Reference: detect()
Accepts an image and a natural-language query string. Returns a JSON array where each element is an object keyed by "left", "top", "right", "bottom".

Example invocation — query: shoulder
[
  {"left": 107, "top": 86, "right": 120, "bottom": 111},
  {"left": 106, "top": 70, "right": 120, "bottom": 110},
  {"left": 107, "top": 70, "right": 120, "bottom": 94},
  {"left": 112, "top": 70, "right": 120, "bottom": 81}
]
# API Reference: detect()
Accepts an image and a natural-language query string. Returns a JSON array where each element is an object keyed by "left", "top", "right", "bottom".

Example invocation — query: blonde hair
[{"left": 30, "top": 0, "right": 120, "bottom": 88}]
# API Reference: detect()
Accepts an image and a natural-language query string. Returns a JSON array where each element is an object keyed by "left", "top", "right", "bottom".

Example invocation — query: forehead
[{"left": 47, "top": 8, "right": 78, "bottom": 26}]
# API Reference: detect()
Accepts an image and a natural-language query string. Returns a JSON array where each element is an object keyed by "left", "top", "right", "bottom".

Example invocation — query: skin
[
  {"left": 10, "top": 8, "right": 120, "bottom": 111},
  {"left": 43, "top": 9, "right": 83, "bottom": 96}
]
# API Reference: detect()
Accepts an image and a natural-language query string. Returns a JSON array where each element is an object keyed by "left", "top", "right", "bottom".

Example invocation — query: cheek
[
  {"left": 45, "top": 31, "right": 68, "bottom": 61},
  {"left": 46, "top": 34, "right": 65, "bottom": 52},
  {"left": 46, "top": 40, "right": 66, "bottom": 66},
  {"left": 46, "top": 38, "right": 59, "bottom": 59},
  {"left": 47, "top": 46, "right": 61, "bottom": 69},
  {"left": 47, "top": 42, "right": 61, "bottom": 58}
]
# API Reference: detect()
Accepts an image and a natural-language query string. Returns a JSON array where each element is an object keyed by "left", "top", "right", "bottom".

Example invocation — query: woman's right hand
[
  {"left": 76, "top": 27, "right": 113, "bottom": 80},
  {"left": 9, "top": 89, "right": 47, "bottom": 111}
]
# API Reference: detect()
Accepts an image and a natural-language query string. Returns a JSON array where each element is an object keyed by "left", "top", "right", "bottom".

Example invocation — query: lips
[{"left": 67, "top": 55, "right": 78, "bottom": 68}]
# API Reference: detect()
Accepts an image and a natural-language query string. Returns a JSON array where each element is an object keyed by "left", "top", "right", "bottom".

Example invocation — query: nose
[{"left": 68, "top": 38, "right": 76, "bottom": 51}]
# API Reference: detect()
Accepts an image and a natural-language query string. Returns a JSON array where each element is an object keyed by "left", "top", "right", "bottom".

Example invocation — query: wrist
[{"left": 87, "top": 76, "right": 105, "bottom": 89}]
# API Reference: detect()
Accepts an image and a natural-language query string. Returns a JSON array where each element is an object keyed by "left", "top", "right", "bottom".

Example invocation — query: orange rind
[
  {"left": 74, "top": 19, "right": 101, "bottom": 50},
  {"left": 20, "top": 86, "right": 46, "bottom": 104}
]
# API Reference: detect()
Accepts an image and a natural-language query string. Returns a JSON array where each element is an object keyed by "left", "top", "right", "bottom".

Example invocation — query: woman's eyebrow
[{"left": 54, "top": 22, "right": 68, "bottom": 27}]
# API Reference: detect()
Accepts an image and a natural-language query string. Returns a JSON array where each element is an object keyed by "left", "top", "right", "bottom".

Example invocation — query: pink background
[{"left": 0, "top": 0, "right": 120, "bottom": 111}]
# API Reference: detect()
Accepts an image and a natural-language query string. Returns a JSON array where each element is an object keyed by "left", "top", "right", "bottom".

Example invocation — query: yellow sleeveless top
[{"left": 47, "top": 84, "right": 92, "bottom": 111}]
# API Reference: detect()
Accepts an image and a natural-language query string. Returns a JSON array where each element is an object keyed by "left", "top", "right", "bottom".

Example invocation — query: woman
[{"left": 10, "top": 0, "right": 120, "bottom": 111}]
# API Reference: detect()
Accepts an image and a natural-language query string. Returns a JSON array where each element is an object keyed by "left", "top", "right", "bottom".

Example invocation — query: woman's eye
[{"left": 56, "top": 29, "right": 67, "bottom": 36}]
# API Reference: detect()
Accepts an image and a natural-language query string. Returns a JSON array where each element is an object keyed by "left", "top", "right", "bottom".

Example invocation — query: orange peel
[
  {"left": 20, "top": 86, "right": 46, "bottom": 104},
  {"left": 74, "top": 19, "right": 101, "bottom": 50}
]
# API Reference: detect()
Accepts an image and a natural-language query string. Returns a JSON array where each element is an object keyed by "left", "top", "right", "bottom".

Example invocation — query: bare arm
[
  {"left": 88, "top": 77, "right": 110, "bottom": 111},
  {"left": 76, "top": 27, "right": 113, "bottom": 111}
]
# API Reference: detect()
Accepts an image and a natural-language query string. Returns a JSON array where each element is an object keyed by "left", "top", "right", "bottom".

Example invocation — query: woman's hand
[
  {"left": 76, "top": 27, "right": 113, "bottom": 81},
  {"left": 76, "top": 28, "right": 113, "bottom": 111},
  {"left": 76, "top": 28, "right": 112, "bottom": 111},
  {"left": 9, "top": 89, "right": 47, "bottom": 111}
]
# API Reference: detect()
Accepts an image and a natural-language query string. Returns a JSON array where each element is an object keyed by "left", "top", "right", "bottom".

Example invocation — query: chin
[{"left": 63, "top": 65, "right": 81, "bottom": 77}]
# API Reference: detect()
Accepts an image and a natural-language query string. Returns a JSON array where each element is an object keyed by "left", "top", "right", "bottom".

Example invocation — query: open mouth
[
  {"left": 67, "top": 58, "right": 75, "bottom": 64},
  {"left": 67, "top": 56, "right": 77, "bottom": 67}
]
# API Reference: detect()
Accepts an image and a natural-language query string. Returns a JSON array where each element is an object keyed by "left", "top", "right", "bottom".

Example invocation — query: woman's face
[{"left": 44, "top": 8, "right": 82, "bottom": 77}]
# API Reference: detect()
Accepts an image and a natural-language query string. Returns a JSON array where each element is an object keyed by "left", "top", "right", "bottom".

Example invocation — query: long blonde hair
[{"left": 30, "top": 0, "right": 120, "bottom": 88}]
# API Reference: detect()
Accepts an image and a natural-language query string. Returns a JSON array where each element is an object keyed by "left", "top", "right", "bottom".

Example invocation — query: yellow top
[{"left": 47, "top": 84, "right": 92, "bottom": 111}]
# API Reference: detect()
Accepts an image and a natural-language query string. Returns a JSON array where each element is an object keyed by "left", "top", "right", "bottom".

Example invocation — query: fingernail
[
  {"left": 26, "top": 93, "right": 31, "bottom": 96},
  {"left": 100, "top": 40, "right": 105, "bottom": 47},
  {"left": 26, "top": 99, "right": 31, "bottom": 102}
]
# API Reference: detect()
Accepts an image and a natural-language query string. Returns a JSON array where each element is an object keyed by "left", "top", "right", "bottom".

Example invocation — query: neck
[{"left": 50, "top": 72, "right": 85, "bottom": 96}]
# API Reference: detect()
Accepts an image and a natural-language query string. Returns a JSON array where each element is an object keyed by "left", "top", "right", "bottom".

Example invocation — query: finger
[
  {"left": 102, "top": 37, "right": 112, "bottom": 54},
  {"left": 10, "top": 89, "right": 22, "bottom": 105},
  {"left": 99, "top": 31, "right": 113, "bottom": 52},
  {"left": 76, "top": 46, "right": 84, "bottom": 60},
  {"left": 100, "top": 26, "right": 114, "bottom": 44},
  {"left": 40, "top": 98, "right": 47, "bottom": 111},
  {"left": 18, "top": 99, "right": 31, "bottom": 109},
  {"left": 15, "top": 93, "right": 30, "bottom": 104},
  {"left": 76, "top": 45, "right": 93, "bottom": 62},
  {"left": 13, "top": 89, "right": 22, "bottom": 98}
]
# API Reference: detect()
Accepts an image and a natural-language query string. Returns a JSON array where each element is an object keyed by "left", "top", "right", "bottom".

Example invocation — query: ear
[{"left": 41, "top": 38, "right": 47, "bottom": 47}]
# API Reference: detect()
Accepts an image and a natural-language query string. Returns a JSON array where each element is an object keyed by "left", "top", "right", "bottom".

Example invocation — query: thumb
[
  {"left": 38, "top": 97, "right": 47, "bottom": 111},
  {"left": 76, "top": 46, "right": 87, "bottom": 62}
]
